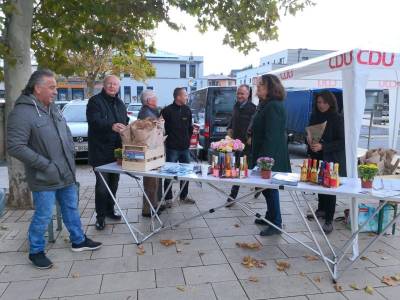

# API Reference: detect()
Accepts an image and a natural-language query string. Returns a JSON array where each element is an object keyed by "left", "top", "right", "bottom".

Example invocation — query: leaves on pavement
[
  {"left": 236, "top": 242, "right": 262, "bottom": 250},
  {"left": 242, "top": 256, "right": 267, "bottom": 269},
  {"left": 304, "top": 255, "right": 318, "bottom": 261},
  {"left": 160, "top": 239, "right": 176, "bottom": 246},
  {"left": 276, "top": 261, "right": 290, "bottom": 272},
  {"left": 364, "top": 285, "right": 374, "bottom": 295}
]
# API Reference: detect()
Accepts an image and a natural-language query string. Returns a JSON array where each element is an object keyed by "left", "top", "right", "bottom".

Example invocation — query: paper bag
[{"left": 306, "top": 121, "right": 327, "bottom": 144}]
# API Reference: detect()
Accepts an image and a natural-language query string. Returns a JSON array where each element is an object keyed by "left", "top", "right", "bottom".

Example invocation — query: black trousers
[
  {"left": 94, "top": 171, "right": 120, "bottom": 218},
  {"left": 317, "top": 194, "right": 336, "bottom": 222}
]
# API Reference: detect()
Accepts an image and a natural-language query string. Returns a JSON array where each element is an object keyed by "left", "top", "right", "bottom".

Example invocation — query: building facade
[{"left": 204, "top": 74, "right": 236, "bottom": 87}]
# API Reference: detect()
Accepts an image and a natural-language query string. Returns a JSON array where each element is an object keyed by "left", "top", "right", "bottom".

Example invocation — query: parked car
[
  {"left": 127, "top": 102, "right": 142, "bottom": 123},
  {"left": 62, "top": 100, "right": 88, "bottom": 160},
  {"left": 188, "top": 86, "right": 237, "bottom": 159}
]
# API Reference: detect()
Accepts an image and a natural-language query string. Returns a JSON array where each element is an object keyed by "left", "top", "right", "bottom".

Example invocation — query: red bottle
[{"left": 323, "top": 162, "right": 331, "bottom": 188}]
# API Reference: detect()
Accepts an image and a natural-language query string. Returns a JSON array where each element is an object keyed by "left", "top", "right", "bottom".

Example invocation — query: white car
[
  {"left": 62, "top": 100, "right": 88, "bottom": 160},
  {"left": 127, "top": 103, "right": 142, "bottom": 123}
]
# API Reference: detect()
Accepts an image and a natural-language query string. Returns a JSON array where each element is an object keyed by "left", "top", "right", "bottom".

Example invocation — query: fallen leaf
[
  {"left": 299, "top": 272, "right": 306, "bottom": 277},
  {"left": 382, "top": 276, "right": 396, "bottom": 286},
  {"left": 160, "top": 239, "right": 176, "bottom": 247},
  {"left": 248, "top": 276, "right": 259, "bottom": 282},
  {"left": 313, "top": 276, "right": 321, "bottom": 283},
  {"left": 176, "top": 286, "right": 185, "bottom": 292},
  {"left": 364, "top": 285, "right": 374, "bottom": 295},
  {"left": 391, "top": 274, "right": 400, "bottom": 281},
  {"left": 71, "top": 272, "right": 80, "bottom": 278},
  {"left": 236, "top": 242, "right": 262, "bottom": 250},
  {"left": 333, "top": 283, "right": 343, "bottom": 292},
  {"left": 234, "top": 224, "right": 240, "bottom": 228},
  {"left": 305, "top": 255, "right": 319, "bottom": 261},
  {"left": 242, "top": 256, "right": 267, "bottom": 269},
  {"left": 136, "top": 245, "right": 146, "bottom": 255},
  {"left": 349, "top": 283, "right": 360, "bottom": 290},
  {"left": 360, "top": 256, "right": 368, "bottom": 261},
  {"left": 276, "top": 261, "right": 290, "bottom": 272}
]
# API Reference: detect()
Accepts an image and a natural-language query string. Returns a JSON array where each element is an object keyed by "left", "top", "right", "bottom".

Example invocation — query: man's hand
[
  {"left": 310, "top": 143, "right": 322, "bottom": 152},
  {"left": 112, "top": 123, "right": 126, "bottom": 133}
]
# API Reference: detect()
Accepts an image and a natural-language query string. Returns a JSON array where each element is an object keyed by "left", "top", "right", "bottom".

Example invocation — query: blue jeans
[
  {"left": 164, "top": 148, "right": 191, "bottom": 200},
  {"left": 262, "top": 189, "right": 282, "bottom": 227},
  {"left": 29, "top": 184, "right": 85, "bottom": 254}
]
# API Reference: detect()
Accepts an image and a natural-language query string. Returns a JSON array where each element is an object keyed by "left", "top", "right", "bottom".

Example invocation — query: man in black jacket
[
  {"left": 161, "top": 87, "right": 194, "bottom": 205},
  {"left": 87, "top": 75, "right": 128, "bottom": 230},
  {"left": 227, "top": 84, "right": 256, "bottom": 205}
]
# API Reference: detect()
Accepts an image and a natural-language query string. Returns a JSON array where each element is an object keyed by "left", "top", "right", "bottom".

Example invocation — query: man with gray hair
[
  {"left": 138, "top": 89, "right": 158, "bottom": 119},
  {"left": 87, "top": 74, "right": 128, "bottom": 230},
  {"left": 7, "top": 69, "right": 102, "bottom": 269}
]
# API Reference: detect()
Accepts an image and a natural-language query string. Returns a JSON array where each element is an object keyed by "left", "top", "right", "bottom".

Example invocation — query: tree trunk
[{"left": 4, "top": 0, "right": 34, "bottom": 208}]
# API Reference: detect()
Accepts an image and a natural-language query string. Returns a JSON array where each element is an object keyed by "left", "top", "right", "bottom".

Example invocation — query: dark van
[{"left": 189, "top": 86, "right": 237, "bottom": 159}]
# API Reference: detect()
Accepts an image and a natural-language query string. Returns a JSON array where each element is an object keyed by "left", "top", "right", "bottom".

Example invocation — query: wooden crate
[{"left": 122, "top": 145, "right": 165, "bottom": 171}]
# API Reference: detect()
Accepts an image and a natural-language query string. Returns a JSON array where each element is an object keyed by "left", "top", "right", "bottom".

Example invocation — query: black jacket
[
  {"left": 307, "top": 111, "right": 347, "bottom": 176},
  {"left": 161, "top": 102, "right": 193, "bottom": 151},
  {"left": 87, "top": 89, "right": 128, "bottom": 167},
  {"left": 227, "top": 100, "right": 256, "bottom": 143}
]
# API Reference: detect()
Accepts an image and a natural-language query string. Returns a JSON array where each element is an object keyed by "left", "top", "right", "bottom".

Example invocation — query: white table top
[{"left": 95, "top": 162, "right": 400, "bottom": 203}]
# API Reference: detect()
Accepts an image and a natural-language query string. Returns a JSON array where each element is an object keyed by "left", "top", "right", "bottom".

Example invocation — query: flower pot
[
  {"left": 260, "top": 169, "right": 272, "bottom": 179},
  {"left": 116, "top": 158, "right": 122, "bottom": 165},
  {"left": 361, "top": 179, "right": 373, "bottom": 189}
]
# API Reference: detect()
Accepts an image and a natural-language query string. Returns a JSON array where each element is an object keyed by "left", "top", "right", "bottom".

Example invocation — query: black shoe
[
  {"left": 29, "top": 252, "right": 53, "bottom": 269},
  {"left": 95, "top": 217, "right": 105, "bottom": 230},
  {"left": 322, "top": 221, "right": 333, "bottom": 234},
  {"left": 260, "top": 226, "right": 282, "bottom": 236},
  {"left": 226, "top": 197, "right": 235, "bottom": 207},
  {"left": 254, "top": 218, "right": 270, "bottom": 226},
  {"left": 71, "top": 235, "right": 102, "bottom": 252},
  {"left": 106, "top": 211, "right": 122, "bottom": 220}
]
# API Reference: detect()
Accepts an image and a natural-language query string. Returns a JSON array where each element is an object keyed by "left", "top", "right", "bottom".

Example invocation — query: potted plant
[
  {"left": 257, "top": 157, "right": 275, "bottom": 179},
  {"left": 358, "top": 163, "right": 379, "bottom": 188},
  {"left": 114, "top": 148, "right": 123, "bottom": 165}
]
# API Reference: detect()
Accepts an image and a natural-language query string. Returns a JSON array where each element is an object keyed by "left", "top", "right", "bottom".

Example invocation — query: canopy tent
[{"left": 261, "top": 49, "right": 400, "bottom": 257}]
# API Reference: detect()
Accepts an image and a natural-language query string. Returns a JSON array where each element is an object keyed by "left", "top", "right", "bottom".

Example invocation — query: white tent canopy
[{"left": 264, "top": 49, "right": 400, "bottom": 257}]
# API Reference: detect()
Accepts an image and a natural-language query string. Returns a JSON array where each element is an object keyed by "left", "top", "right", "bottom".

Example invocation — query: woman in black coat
[{"left": 307, "top": 90, "right": 346, "bottom": 234}]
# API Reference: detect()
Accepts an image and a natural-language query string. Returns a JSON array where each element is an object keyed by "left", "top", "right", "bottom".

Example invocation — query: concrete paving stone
[
  {"left": 0, "top": 251, "right": 29, "bottom": 265},
  {"left": 307, "top": 293, "right": 346, "bottom": 300},
  {"left": 210, "top": 224, "right": 261, "bottom": 237},
  {"left": 381, "top": 236, "right": 400, "bottom": 250},
  {"left": 155, "top": 267, "right": 185, "bottom": 287},
  {"left": 270, "top": 297, "right": 308, "bottom": 300},
  {"left": 47, "top": 247, "right": 92, "bottom": 262},
  {"left": 90, "top": 244, "right": 123, "bottom": 259},
  {"left": 0, "top": 239, "right": 25, "bottom": 253},
  {"left": 190, "top": 227, "right": 213, "bottom": 239},
  {"left": 222, "top": 246, "right": 287, "bottom": 263},
  {"left": 284, "top": 257, "right": 334, "bottom": 275},
  {"left": 255, "top": 234, "right": 289, "bottom": 246},
  {"left": 145, "top": 228, "right": 192, "bottom": 242},
  {"left": 203, "top": 209, "right": 248, "bottom": 219},
  {"left": 138, "top": 251, "right": 202, "bottom": 270},
  {"left": 0, "top": 261, "right": 72, "bottom": 282},
  {"left": 205, "top": 217, "right": 242, "bottom": 227},
  {"left": 123, "top": 243, "right": 153, "bottom": 257},
  {"left": 88, "top": 233, "right": 137, "bottom": 246},
  {"left": 198, "top": 249, "right": 228, "bottom": 265},
  {"left": 281, "top": 232, "right": 313, "bottom": 244},
  {"left": 306, "top": 269, "right": 384, "bottom": 293},
  {"left": 85, "top": 224, "right": 114, "bottom": 236},
  {"left": 211, "top": 280, "right": 248, "bottom": 300},
  {"left": 278, "top": 243, "right": 326, "bottom": 258},
  {"left": 182, "top": 264, "right": 236, "bottom": 285},
  {"left": 138, "top": 283, "right": 216, "bottom": 300},
  {"left": 101, "top": 270, "right": 155, "bottom": 293},
  {"left": 367, "top": 264, "right": 400, "bottom": 279},
  {"left": 230, "top": 260, "right": 280, "bottom": 279},
  {"left": 70, "top": 256, "right": 137, "bottom": 276},
  {"left": 0, "top": 283, "right": 8, "bottom": 297},
  {"left": 342, "top": 290, "right": 386, "bottom": 300},
  {"left": 0, "top": 279, "right": 47, "bottom": 300},
  {"left": 174, "top": 238, "right": 219, "bottom": 252},
  {"left": 152, "top": 241, "right": 180, "bottom": 255},
  {"left": 169, "top": 217, "right": 208, "bottom": 229},
  {"left": 240, "top": 275, "right": 319, "bottom": 299},
  {"left": 41, "top": 275, "right": 102, "bottom": 298},
  {"left": 59, "top": 291, "right": 137, "bottom": 300},
  {"left": 375, "top": 285, "right": 400, "bottom": 300},
  {"left": 360, "top": 250, "right": 400, "bottom": 267},
  {"left": 216, "top": 235, "right": 261, "bottom": 249}
]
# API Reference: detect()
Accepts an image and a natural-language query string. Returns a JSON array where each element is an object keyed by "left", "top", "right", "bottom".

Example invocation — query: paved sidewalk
[{"left": 0, "top": 164, "right": 400, "bottom": 299}]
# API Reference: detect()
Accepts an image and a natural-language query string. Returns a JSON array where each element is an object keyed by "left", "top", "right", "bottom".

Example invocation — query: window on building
[
  {"left": 137, "top": 86, "right": 144, "bottom": 97},
  {"left": 189, "top": 64, "right": 196, "bottom": 78},
  {"left": 147, "top": 86, "right": 153, "bottom": 90},
  {"left": 123, "top": 73, "right": 130, "bottom": 77},
  {"left": 57, "top": 88, "right": 68, "bottom": 101},
  {"left": 180, "top": 64, "right": 186, "bottom": 78},
  {"left": 279, "top": 57, "right": 285, "bottom": 64},
  {"left": 71, "top": 88, "right": 84, "bottom": 100},
  {"left": 302, "top": 56, "right": 309, "bottom": 61},
  {"left": 124, "top": 86, "right": 131, "bottom": 103}
]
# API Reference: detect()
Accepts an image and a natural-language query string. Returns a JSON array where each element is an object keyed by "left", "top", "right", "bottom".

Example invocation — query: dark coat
[
  {"left": 251, "top": 100, "right": 291, "bottom": 172},
  {"left": 161, "top": 102, "right": 193, "bottom": 151},
  {"left": 228, "top": 100, "right": 256, "bottom": 143},
  {"left": 7, "top": 94, "right": 76, "bottom": 191},
  {"left": 87, "top": 89, "right": 128, "bottom": 167},
  {"left": 307, "top": 111, "right": 347, "bottom": 176}
]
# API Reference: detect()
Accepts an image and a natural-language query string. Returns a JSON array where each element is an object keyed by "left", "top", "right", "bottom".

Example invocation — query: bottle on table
[
  {"left": 323, "top": 162, "right": 331, "bottom": 187},
  {"left": 310, "top": 159, "right": 318, "bottom": 183},
  {"left": 318, "top": 161, "right": 325, "bottom": 185},
  {"left": 300, "top": 159, "right": 308, "bottom": 182},
  {"left": 330, "top": 163, "right": 340, "bottom": 188},
  {"left": 225, "top": 153, "right": 232, "bottom": 178},
  {"left": 219, "top": 153, "right": 225, "bottom": 178},
  {"left": 243, "top": 155, "right": 249, "bottom": 177},
  {"left": 212, "top": 155, "right": 219, "bottom": 177},
  {"left": 231, "top": 155, "right": 237, "bottom": 178},
  {"left": 307, "top": 158, "right": 312, "bottom": 181}
]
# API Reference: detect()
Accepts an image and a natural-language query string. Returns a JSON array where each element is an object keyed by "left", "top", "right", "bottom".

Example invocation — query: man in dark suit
[{"left": 86, "top": 75, "right": 128, "bottom": 230}]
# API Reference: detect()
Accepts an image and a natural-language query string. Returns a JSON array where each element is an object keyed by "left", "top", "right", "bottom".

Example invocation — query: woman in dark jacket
[
  {"left": 252, "top": 74, "right": 291, "bottom": 236},
  {"left": 138, "top": 90, "right": 164, "bottom": 217},
  {"left": 307, "top": 90, "right": 346, "bottom": 234}
]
